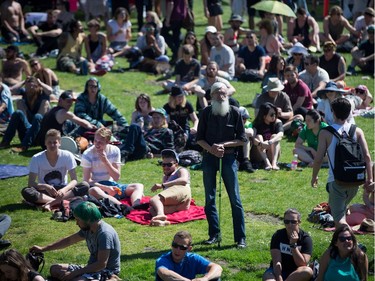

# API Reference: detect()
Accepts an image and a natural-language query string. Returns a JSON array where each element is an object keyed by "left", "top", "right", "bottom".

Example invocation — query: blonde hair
[
  {"left": 95, "top": 127, "right": 112, "bottom": 141},
  {"left": 168, "top": 95, "right": 187, "bottom": 109}
]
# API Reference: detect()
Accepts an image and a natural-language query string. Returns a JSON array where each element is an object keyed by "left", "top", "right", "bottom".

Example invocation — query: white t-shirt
[
  {"left": 107, "top": 19, "right": 131, "bottom": 43},
  {"left": 28, "top": 149, "right": 76, "bottom": 186},
  {"left": 81, "top": 144, "right": 121, "bottom": 182},
  {"left": 298, "top": 67, "right": 330, "bottom": 92},
  {"left": 317, "top": 98, "right": 355, "bottom": 126},
  {"left": 210, "top": 44, "right": 235, "bottom": 79}
]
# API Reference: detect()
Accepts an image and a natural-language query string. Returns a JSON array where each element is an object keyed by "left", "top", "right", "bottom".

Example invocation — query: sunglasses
[
  {"left": 171, "top": 242, "right": 188, "bottom": 250},
  {"left": 284, "top": 219, "right": 298, "bottom": 225},
  {"left": 161, "top": 162, "right": 175, "bottom": 167},
  {"left": 338, "top": 236, "right": 353, "bottom": 242},
  {"left": 355, "top": 89, "right": 366, "bottom": 94}
]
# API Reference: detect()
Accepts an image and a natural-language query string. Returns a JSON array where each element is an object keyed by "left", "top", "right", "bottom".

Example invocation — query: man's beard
[{"left": 211, "top": 99, "right": 230, "bottom": 116}]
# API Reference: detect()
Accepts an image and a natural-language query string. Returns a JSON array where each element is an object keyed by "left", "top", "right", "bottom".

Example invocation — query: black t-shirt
[
  {"left": 253, "top": 121, "right": 283, "bottom": 141},
  {"left": 174, "top": 58, "right": 201, "bottom": 82},
  {"left": 38, "top": 21, "right": 62, "bottom": 41},
  {"left": 269, "top": 228, "right": 313, "bottom": 277},
  {"left": 164, "top": 101, "right": 194, "bottom": 132}
]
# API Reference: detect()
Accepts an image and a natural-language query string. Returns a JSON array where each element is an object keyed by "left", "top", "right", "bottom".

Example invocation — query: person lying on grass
[
  {"left": 21, "top": 129, "right": 89, "bottom": 212},
  {"left": 149, "top": 149, "right": 191, "bottom": 226}
]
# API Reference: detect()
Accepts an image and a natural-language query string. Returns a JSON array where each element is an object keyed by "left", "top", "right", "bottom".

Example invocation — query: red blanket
[{"left": 121, "top": 197, "right": 206, "bottom": 225}]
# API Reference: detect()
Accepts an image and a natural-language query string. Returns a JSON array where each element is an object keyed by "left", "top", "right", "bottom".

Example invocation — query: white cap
[{"left": 205, "top": 26, "right": 217, "bottom": 34}]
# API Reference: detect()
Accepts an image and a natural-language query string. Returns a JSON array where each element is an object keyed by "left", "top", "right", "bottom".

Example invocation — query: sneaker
[
  {"left": 239, "top": 160, "right": 255, "bottom": 173},
  {"left": 11, "top": 146, "right": 27, "bottom": 153},
  {"left": 0, "top": 239, "right": 11, "bottom": 250},
  {"left": 346, "top": 66, "right": 357, "bottom": 76},
  {"left": 237, "top": 238, "right": 247, "bottom": 249}
]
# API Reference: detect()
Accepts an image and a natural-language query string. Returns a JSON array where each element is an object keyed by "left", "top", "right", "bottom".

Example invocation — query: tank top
[
  {"left": 163, "top": 167, "right": 191, "bottom": 186},
  {"left": 328, "top": 18, "right": 345, "bottom": 41},
  {"left": 293, "top": 17, "right": 310, "bottom": 47},
  {"left": 57, "top": 32, "right": 85, "bottom": 60},
  {"left": 324, "top": 256, "right": 360, "bottom": 281},
  {"left": 39, "top": 106, "right": 64, "bottom": 149},
  {"left": 320, "top": 53, "right": 341, "bottom": 80}
]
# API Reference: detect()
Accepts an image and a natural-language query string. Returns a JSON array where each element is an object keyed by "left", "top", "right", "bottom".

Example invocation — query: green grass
[{"left": 0, "top": 1, "right": 374, "bottom": 280}]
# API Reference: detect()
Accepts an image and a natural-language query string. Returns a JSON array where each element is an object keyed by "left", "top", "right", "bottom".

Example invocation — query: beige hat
[
  {"left": 352, "top": 218, "right": 375, "bottom": 234},
  {"left": 266, "top": 77, "right": 284, "bottom": 92}
]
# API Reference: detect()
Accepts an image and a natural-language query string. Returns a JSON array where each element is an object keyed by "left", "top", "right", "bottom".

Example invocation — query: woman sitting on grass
[
  {"left": 316, "top": 225, "right": 368, "bottom": 281},
  {"left": 0, "top": 249, "right": 45, "bottom": 281},
  {"left": 251, "top": 102, "right": 284, "bottom": 170},
  {"left": 261, "top": 55, "right": 286, "bottom": 93},
  {"left": 293, "top": 109, "right": 328, "bottom": 167},
  {"left": 131, "top": 93, "right": 155, "bottom": 132}
]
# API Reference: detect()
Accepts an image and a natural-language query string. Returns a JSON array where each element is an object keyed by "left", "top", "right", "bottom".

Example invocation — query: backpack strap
[
  {"left": 348, "top": 124, "right": 357, "bottom": 140},
  {"left": 322, "top": 126, "right": 342, "bottom": 139}
]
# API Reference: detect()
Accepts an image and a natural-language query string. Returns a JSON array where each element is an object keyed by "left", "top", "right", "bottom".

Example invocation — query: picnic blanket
[
  {"left": 0, "top": 164, "right": 29, "bottom": 179},
  {"left": 121, "top": 197, "right": 206, "bottom": 225}
]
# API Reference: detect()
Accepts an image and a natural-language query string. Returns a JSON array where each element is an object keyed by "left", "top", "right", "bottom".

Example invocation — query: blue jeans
[
  {"left": 121, "top": 124, "right": 147, "bottom": 160},
  {"left": 202, "top": 152, "right": 246, "bottom": 242},
  {"left": 0, "top": 214, "right": 11, "bottom": 238},
  {"left": 3, "top": 110, "right": 43, "bottom": 147}
]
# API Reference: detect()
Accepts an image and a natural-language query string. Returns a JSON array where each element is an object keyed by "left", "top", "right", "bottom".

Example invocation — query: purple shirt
[{"left": 284, "top": 79, "right": 313, "bottom": 110}]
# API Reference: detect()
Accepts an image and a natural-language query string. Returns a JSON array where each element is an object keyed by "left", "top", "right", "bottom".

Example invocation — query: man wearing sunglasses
[
  {"left": 150, "top": 149, "right": 191, "bottom": 226},
  {"left": 155, "top": 230, "right": 222, "bottom": 280},
  {"left": 263, "top": 208, "right": 313, "bottom": 281}
]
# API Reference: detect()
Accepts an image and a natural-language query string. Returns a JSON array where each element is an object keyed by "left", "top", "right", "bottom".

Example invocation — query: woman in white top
[{"left": 106, "top": 7, "right": 132, "bottom": 53}]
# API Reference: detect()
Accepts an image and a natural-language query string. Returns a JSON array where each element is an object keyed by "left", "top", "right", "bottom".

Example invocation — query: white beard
[{"left": 211, "top": 99, "right": 230, "bottom": 116}]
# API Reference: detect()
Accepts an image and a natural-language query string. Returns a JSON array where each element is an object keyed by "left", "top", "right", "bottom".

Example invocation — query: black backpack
[
  {"left": 324, "top": 125, "right": 366, "bottom": 186},
  {"left": 178, "top": 150, "right": 202, "bottom": 166}
]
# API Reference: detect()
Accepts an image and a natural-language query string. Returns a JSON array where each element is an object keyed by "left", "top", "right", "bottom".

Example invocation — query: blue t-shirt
[
  {"left": 155, "top": 252, "right": 210, "bottom": 280},
  {"left": 238, "top": 45, "right": 266, "bottom": 70},
  {"left": 324, "top": 256, "right": 360, "bottom": 281}
]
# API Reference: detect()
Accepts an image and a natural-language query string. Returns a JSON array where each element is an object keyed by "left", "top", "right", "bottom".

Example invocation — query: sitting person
[
  {"left": 1, "top": 45, "right": 31, "bottom": 88},
  {"left": 149, "top": 149, "right": 191, "bottom": 226},
  {"left": 27, "top": 9, "right": 62, "bottom": 57},
  {"left": 38, "top": 91, "right": 96, "bottom": 149},
  {"left": 261, "top": 55, "right": 285, "bottom": 93},
  {"left": 319, "top": 41, "right": 346, "bottom": 82},
  {"left": 354, "top": 8, "right": 375, "bottom": 44},
  {"left": 347, "top": 182, "right": 374, "bottom": 225},
  {"left": 74, "top": 77, "right": 128, "bottom": 135},
  {"left": 0, "top": 76, "right": 14, "bottom": 131},
  {"left": 252, "top": 102, "right": 284, "bottom": 170},
  {"left": 200, "top": 26, "right": 217, "bottom": 66},
  {"left": 316, "top": 81, "right": 355, "bottom": 125},
  {"left": 256, "top": 78, "right": 302, "bottom": 131},
  {"left": 0, "top": 0, "right": 30, "bottom": 43},
  {"left": 237, "top": 106, "right": 255, "bottom": 173},
  {"left": 284, "top": 65, "right": 313, "bottom": 118},
  {"left": 347, "top": 24, "right": 374, "bottom": 76},
  {"left": 163, "top": 86, "right": 199, "bottom": 148},
  {"left": 0, "top": 249, "right": 45, "bottom": 281},
  {"left": 287, "top": 7, "right": 320, "bottom": 51},
  {"left": 82, "top": 127, "right": 144, "bottom": 208},
  {"left": 286, "top": 42, "right": 308, "bottom": 73},
  {"left": 258, "top": 18, "right": 282, "bottom": 57},
  {"left": 30, "top": 201, "right": 121, "bottom": 280},
  {"left": 224, "top": 14, "right": 249, "bottom": 54},
  {"left": 56, "top": 19, "right": 87, "bottom": 75},
  {"left": 21, "top": 129, "right": 89, "bottom": 211},
  {"left": 85, "top": 19, "right": 108, "bottom": 74},
  {"left": 120, "top": 108, "right": 174, "bottom": 161},
  {"left": 236, "top": 30, "right": 266, "bottom": 80},
  {"left": 294, "top": 109, "right": 328, "bottom": 167},
  {"left": 316, "top": 225, "right": 368, "bottom": 281},
  {"left": 29, "top": 58, "right": 60, "bottom": 100},
  {"left": 131, "top": 93, "right": 155, "bottom": 132},
  {"left": 177, "top": 31, "right": 199, "bottom": 60},
  {"left": 0, "top": 76, "right": 50, "bottom": 152},
  {"left": 160, "top": 44, "right": 200, "bottom": 94},
  {"left": 263, "top": 208, "right": 313, "bottom": 281},
  {"left": 320, "top": 5, "right": 360, "bottom": 52},
  {"left": 107, "top": 7, "right": 132, "bottom": 54},
  {"left": 0, "top": 214, "right": 11, "bottom": 249},
  {"left": 155, "top": 230, "right": 223, "bottom": 280}
]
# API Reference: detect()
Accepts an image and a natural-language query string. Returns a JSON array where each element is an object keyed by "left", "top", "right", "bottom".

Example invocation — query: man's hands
[
  {"left": 210, "top": 144, "right": 225, "bottom": 158},
  {"left": 289, "top": 230, "right": 298, "bottom": 245},
  {"left": 151, "top": 183, "right": 163, "bottom": 192}
]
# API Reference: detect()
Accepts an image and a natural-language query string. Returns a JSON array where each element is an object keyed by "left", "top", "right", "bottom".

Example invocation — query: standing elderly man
[
  {"left": 30, "top": 201, "right": 121, "bottom": 280},
  {"left": 298, "top": 54, "right": 330, "bottom": 99},
  {"left": 197, "top": 82, "right": 247, "bottom": 249}
]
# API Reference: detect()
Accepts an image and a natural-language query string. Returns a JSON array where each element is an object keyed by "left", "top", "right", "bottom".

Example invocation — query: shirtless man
[
  {"left": 1, "top": 45, "right": 31, "bottom": 88},
  {"left": 0, "top": 0, "right": 30, "bottom": 43}
]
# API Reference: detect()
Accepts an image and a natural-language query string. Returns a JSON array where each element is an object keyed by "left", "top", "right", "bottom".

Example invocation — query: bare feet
[
  {"left": 152, "top": 214, "right": 167, "bottom": 221},
  {"left": 150, "top": 219, "right": 171, "bottom": 226},
  {"left": 42, "top": 204, "right": 52, "bottom": 212},
  {"left": 272, "top": 165, "right": 280, "bottom": 171}
]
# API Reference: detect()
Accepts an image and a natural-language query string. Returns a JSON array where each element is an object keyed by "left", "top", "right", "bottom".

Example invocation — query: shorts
[
  {"left": 159, "top": 185, "right": 191, "bottom": 210},
  {"left": 264, "top": 266, "right": 289, "bottom": 280},
  {"left": 68, "top": 264, "right": 119, "bottom": 280},
  {"left": 57, "top": 55, "right": 80, "bottom": 72},
  {"left": 98, "top": 180, "right": 129, "bottom": 200},
  {"left": 326, "top": 181, "right": 359, "bottom": 222},
  {"left": 21, "top": 182, "right": 89, "bottom": 204},
  {"left": 208, "top": 3, "right": 223, "bottom": 16}
]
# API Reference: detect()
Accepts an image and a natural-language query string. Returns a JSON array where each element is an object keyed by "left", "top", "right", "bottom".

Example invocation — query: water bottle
[{"left": 291, "top": 154, "right": 298, "bottom": 170}]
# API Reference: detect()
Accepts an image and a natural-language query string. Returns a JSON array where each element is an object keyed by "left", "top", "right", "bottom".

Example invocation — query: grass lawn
[{"left": 0, "top": 1, "right": 374, "bottom": 280}]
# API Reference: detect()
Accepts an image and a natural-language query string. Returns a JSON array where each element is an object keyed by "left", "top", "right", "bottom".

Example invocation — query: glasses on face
[
  {"left": 171, "top": 242, "right": 188, "bottom": 250},
  {"left": 338, "top": 236, "right": 353, "bottom": 242},
  {"left": 161, "top": 162, "right": 175, "bottom": 167},
  {"left": 88, "top": 84, "right": 98, "bottom": 89},
  {"left": 355, "top": 89, "right": 366, "bottom": 95},
  {"left": 284, "top": 219, "right": 298, "bottom": 225}
]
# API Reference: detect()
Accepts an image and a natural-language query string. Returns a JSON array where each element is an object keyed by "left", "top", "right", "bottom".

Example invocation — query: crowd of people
[{"left": 0, "top": 0, "right": 374, "bottom": 280}]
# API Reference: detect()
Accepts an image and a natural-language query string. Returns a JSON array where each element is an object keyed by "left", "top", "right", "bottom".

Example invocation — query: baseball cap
[
  {"left": 205, "top": 26, "right": 217, "bottom": 34},
  {"left": 161, "top": 149, "right": 179, "bottom": 163},
  {"left": 170, "top": 86, "right": 186, "bottom": 97},
  {"left": 367, "top": 24, "right": 375, "bottom": 32},
  {"left": 149, "top": 108, "right": 167, "bottom": 118},
  {"left": 60, "top": 91, "right": 76, "bottom": 101}
]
